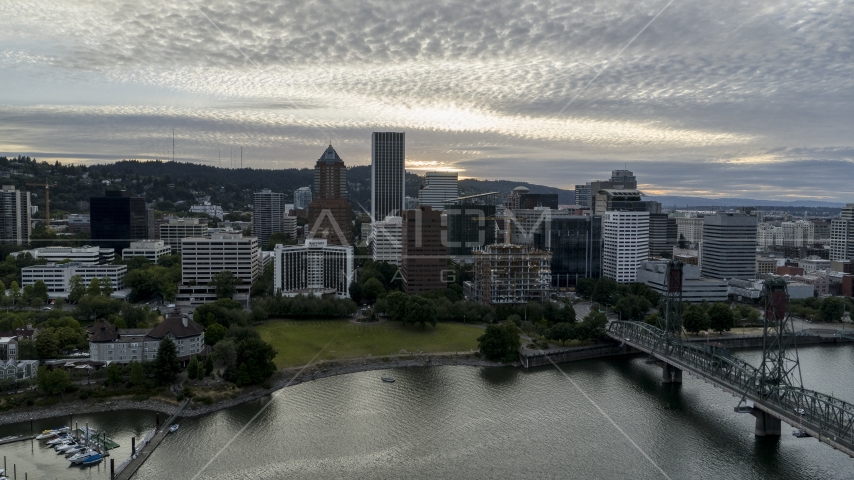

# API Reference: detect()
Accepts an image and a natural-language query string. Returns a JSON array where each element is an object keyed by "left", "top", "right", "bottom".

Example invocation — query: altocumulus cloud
[{"left": 0, "top": 0, "right": 852, "bottom": 200}]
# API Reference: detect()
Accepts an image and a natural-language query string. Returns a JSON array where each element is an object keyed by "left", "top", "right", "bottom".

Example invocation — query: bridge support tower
[
  {"left": 661, "top": 363, "right": 682, "bottom": 384},
  {"left": 750, "top": 408, "right": 781, "bottom": 436}
]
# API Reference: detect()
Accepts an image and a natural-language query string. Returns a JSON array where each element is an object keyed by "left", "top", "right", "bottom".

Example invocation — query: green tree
[
  {"left": 0, "top": 280, "right": 5, "bottom": 307},
  {"left": 362, "top": 278, "right": 385, "bottom": 304},
  {"left": 35, "top": 330, "right": 59, "bottom": 359},
  {"left": 576, "top": 311, "right": 608, "bottom": 340},
  {"left": 403, "top": 296, "right": 438, "bottom": 328},
  {"left": 187, "top": 356, "right": 200, "bottom": 380},
  {"left": 106, "top": 362, "right": 123, "bottom": 385},
  {"left": 37, "top": 367, "right": 71, "bottom": 396},
  {"left": 100, "top": 276, "right": 114, "bottom": 297},
  {"left": 477, "top": 322, "right": 521, "bottom": 362},
  {"left": 708, "top": 303, "right": 735, "bottom": 334},
  {"left": 349, "top": 281, "right": 364, "bottom": 304},
  {"left": 87, "top": 277, "right": 102, "bottom": 297},
  {"left": 154, "top": 337, "right": 181, "bottom": 384},
  {"left": 68, "top": 275, "right": 86, "bottom": 303},
  {"left": 264, "top": 232, "right": 296, "bottom": 250},
  {"left": 204, "top": 355, "right": 214, "bottom": 377},
  {"left": 205, "top": 323, "right": 227, "bottom": 346},
  {"left": 386, "top": 291, "right": 408, "bottom": 321},
  {"left": 9, "top": 280, "right": 20, "bottom": 307},
  {"left": 592, "top": 278, "right": 618, "bottom": 307},
  {"left": 32, "top": 280, "right": 49, "bottom": 303},
  {"left": 129, "top": 360, "right": 145, "bottom": 386},
  {"left": 820, "top": 297, "right": 845, "bottom": 322},
  {"left": 683, "top": 304, "right": 710, "bottom": 334},
  {"left": 210, "top": 270, "right": 237, "bottom": 299},
  {"left": 547, "top": 322, "right": 576, "bottom": 345}
]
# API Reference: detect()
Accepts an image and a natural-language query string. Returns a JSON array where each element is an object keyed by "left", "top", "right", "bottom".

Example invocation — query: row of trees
[{"left": 791, "top": 296, "right": 853, "bottom": 323}]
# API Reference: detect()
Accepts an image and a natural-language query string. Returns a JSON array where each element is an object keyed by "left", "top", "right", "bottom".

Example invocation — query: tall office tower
[
  {"left": 603, "top": 211, "right": 649, "bottom": 283},
  {"left": 274, "top": 239, "right": 353, "bottom": 299},
  {"left": 159, "top": 217, "right": 207, "bottom": 253},
  {"left": 0, "top": 185, "right": 31, "bottom": 245},
  {"left": 588, "top": 171, "right": 638, "bottom": 214},
  {"left": 253, "top": 189, "right": 287, "bottom": 248},
  {"left": 308, "top": 145, "right": 353, "bottom": 246},
  {"left": 369, "top": 216, "right": 403, "bottom": 265},
  {"left": 90, "top": 190, "right": 149, "bottom": 252},
  {"left": 781, "top": 220, "right": 815, "bottom": 247},
  {"left": 700, "top": 212, "right": 758, "bottom": 279},
  {"left": 593, "top": 189, "right": 661, "bottom": 216},
  {"left": 444, "top": 193, "right": 499, "bottom": 257},
  {"left": 401, "top": 207, "right": 447, "bottom": 294},
  {"left": 418, "top": 172, "right": 458, "bottom": 211},
  {"left": 648, "top": 213, "right": 678, "bottom": 258},
  {"left": 507, "top": 208, "right": 572, "bottom": 245},
  {"left": 610, "top": 169, "right": 637, "bottom": 184},
  {"left": 574, "top": 183, "right": 591, "bottom": 208},
  {"left": 371, "top": 131, "right": 405, "bottom": 221},
  {"left": 313, "top": 145, "right": 347, "bottom": 199},
  {"left": 830, "top": 204, "right": 854, "bottom": 261},
  {"left": 534, "top": 215, "right": 602, "bottom": 289},
  {"left": 293, "top": 187, "right": 313, "bottom": 210}
]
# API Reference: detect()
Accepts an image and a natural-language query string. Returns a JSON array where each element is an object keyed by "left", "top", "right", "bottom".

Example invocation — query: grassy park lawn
[{"left": 256, "top": 319, "right": 483, "bottom": 368}]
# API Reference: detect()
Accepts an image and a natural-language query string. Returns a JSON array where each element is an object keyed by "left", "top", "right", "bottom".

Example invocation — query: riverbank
[{"left": 0, "top": 352, "right": 506, "bottom": 426}]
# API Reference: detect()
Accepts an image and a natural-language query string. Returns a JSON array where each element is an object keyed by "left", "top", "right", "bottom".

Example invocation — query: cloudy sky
[{"left": 1, "top": 0, "right": 852, "bottom": 201}]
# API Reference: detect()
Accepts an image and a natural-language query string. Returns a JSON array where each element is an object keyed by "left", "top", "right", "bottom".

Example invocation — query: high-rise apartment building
[
  {"left": 534, "top": 215, "right": 602, "bottom": 289},
  {"left": 700, "top": 213, "right": 758, "bottom": 279},
  {"left": 90, "top": 190, "right": 150, "bottom": 252},
  {"left": 371, "top": 131, "right": 405, "bottom": 221},
  {"left": 159, "top": 217, "right": 207, "bottom": 253},
  {"left": 781, "top": 220, "right": 815, "bottom": 247},
  {"left": 603, "top": 211, "right": 649, "bottom": 283},
  {"left": 831, "top": 204, "right": 854, "bottom": 261},
  {"left": 253, "top": 189, "right": 287, "bottom": 248},
  {"left": 401, "top": 207, "right": 447, "bottom": 294},
  {"left": 648, "top": 213, "right": 677, "bottom": 258},
  {"left": 418, "top": 171, "right": 458, "bottom": 211},
  {"left": 675, "top": 217, "right": 704, "bottom": 247},
  {"left": 274, "top": 239, "right": 353, "bottom": 298},
  {"left": 178, "top": 232, "right": 260, "bottom": 305},
  {"left": 471, "top": 244, "right": 552, "bottom": 305},
  {"left": 308, "top": 145, "right": 352, "bottom": 246},
  {"left": 293, "top": 186, "right": 313, "bottom": 210},
  {"left": 369, "top": 216, "right": 403, "bottom": 265},
  {"left": 0, "top": 185, "right": 31, "bottom": 245}
]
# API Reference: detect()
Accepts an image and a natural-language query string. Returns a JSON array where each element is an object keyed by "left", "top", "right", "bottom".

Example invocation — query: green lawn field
[{"left": 256, "top": 319, "right": 484, "bottom": 368}]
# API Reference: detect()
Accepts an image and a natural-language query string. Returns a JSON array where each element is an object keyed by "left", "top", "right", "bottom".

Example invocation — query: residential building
[
  {"left": 253, "top": 189, "right": 287, "bottom": 248},
  {"left": 177, "top": 233, "right": 260, "bottom": 305},
  {"left": 830, "top": 204, "right": 854, "bottom": 261},
  {"left": 701, "top": 213, "right": 758, "bottom": 280},
  {"left": 159, "top": 217, "right": 207, "bottom": 253},
  {"left": 307, "top": 145, "right": 352, "bottom": 246},
  {"left": 371, "top": 131, "right": 405, "bottom": 220},
  {"left": 88, "top": 309, "right": 205, "bottom": 364},
  {"left": 534, "top": 215, "right": 602, "bottom": 289},
  {"left": 401, "top": 207, "right": 447, "bottom": 294},
  {"left": 282, "top": 216, "right": 297, "bottom": 239},
  {"left": 418, "top": 172, "right": 458, "bottom": 211},
  {"left": 122, "top": 240, "right": 172, "bottom": 263},
  {"left": 637, "top": 261, "right": 728, "bottom": 303},
  {"left": 757, "top": 223, "right": 783, "bottom": 248},
  {"left": 676, "top": 217, "right": 704, "bottom": 247},
  {"left": 90, "top": 190, "right": 150, "bottom": 251},
  {"left": 471, "top": 244, "right": 552, "bottom": 305},
  {"left": 781, "top": 220, "right": 814, "bottom": 247},
  {"left": 294, "top": 186, "right": 313, "bottom": 210},
  {"left": 756, "top": 257, "right": 779, "bottom": 276},
  {"left": 0, "top": 185, "right": 31, "bottom": 245},
  {"left": 603, "top": 211, "right": 649, "bottom": 283},
  {"left": 649, "top": 213, "right": 677, "bottom": 258},
  {"left": 66, "top": 213, "right": 90, "bottom": 234},
  {"left": 369, "top": 216, "right": 403, "bottom": 265},
  {"left": 800, "top": 256, "right": 831, "bottom": 273},
  {"left": 21, "top": 262, "right": 127, "bottom": 296},
  {"left": 443, "top": 193, "right": 500, "bottom": 257},
  {"left": 273, "top": 238, "right": 353, "bottom": 298},
  {"left": 0, "top": 337, "right": 37, "bottom": 382},
  {"left": 190, "top": 202, "right": 224, "bottom": 220}
]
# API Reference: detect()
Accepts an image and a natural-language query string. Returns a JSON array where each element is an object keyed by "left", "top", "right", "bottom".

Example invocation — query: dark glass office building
[
  {"left": 535, "top": 216, "right": 602, "bottom": 289},
  {"left": 444, "top": 194, "right": 499, "bottom": 257},
  {"left": 90, "top": 190, "right": 149, "bottom": 252}
]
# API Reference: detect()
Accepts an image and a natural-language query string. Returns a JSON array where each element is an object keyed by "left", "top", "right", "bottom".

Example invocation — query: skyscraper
[
  {"left": 603, "top": 211, "right": 649, "bottom": 283},
  {"left": 831, "top": 204, "right": 854, "bottom": 261},
  {"left": 293, "top": 186, "right": 313, "bottom": 210},
  {"left": 308, "top": 145, "right": 352, "bottom": 245},
  {"left": 648, "top": 213, "right": 677, "bottom": 258},
  {"left": 418, "top": 171, "right": 458, "bottom": 211},
  {"left": 371, "top": 131, "right": 405, "bottom": 221},
  {"left": 700, "top": 212, "right": 758, "bottom": 279},
  {"left": 0, "top": 185, "right": 31, "bottom": 245},
  {"left": 588, "top": 170, "right": 638, "bottom": 214},
  {"left": 401, "top": 206, "right": 447, "bottom": 294},
  {"left": 90, "top": 190, "right": 149, "bottom": 252},
  {"left": 253, "top": 189, "right": 286, "bottom": 248},
  {"left": 534, "top": 215, "right": 602, "bottom": 289}
]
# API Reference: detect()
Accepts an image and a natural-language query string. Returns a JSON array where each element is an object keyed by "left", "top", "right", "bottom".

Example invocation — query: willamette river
[{"left": 2, "top": 344, "right": 853, "bottom": 480}]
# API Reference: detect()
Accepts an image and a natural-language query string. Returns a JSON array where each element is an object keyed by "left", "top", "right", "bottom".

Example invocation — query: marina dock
[
  {"left": 0, "top": 435, "right": 35, "bottom": 445},
  {"left": 114, "top": 398, "right": 189, "bottom": 480}
]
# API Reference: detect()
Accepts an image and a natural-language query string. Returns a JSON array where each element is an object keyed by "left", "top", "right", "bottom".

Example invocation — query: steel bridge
[{"left": 607, "top": 320, "right": 854, "bottom": 457}]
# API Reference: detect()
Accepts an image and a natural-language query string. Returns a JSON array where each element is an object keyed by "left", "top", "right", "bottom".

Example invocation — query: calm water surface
[{"left": 2, "top": 344, "right": 853, "bottom": 479}]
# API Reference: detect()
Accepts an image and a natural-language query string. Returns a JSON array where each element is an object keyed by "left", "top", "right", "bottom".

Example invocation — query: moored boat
[
  {"left": 80, "top": 453, "right": 103, "bottom": 466},
  {"left": 382, "top": 376, "right": 395, "bottom": 383},
  {"left": 69, "top": 449, "right": 98, "bottom": 464},
  {"left": 169, "top": 424, "right": 179, "bottom": 433}
]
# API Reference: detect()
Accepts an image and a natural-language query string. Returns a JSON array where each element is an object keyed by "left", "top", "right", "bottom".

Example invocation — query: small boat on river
[
  {"left": 169, "top": 424, "right": 179, "bottom": 433},
  {"left": 382, "top": 376, "right": 395, "bottom": 383}
]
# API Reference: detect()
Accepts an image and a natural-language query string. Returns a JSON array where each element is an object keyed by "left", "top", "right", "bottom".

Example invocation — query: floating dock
[{"left": 114, "top": 398, "right": 190, "bottom": 480}]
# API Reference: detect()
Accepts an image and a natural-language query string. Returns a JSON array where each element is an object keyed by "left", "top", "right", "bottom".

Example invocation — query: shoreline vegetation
[{"left": 0, "top": 352, "right": 507, "bottom": 426}]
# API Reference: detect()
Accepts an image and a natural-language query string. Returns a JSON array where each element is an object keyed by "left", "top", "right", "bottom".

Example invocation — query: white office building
[
  {"left": 11, "top": 245, "right": 109, "bottom": 265},
  {"left": 418, "top": 171, "right": 458, "bottom": 211},
  {"left": 603, "top": 211, "right": 649, "bottom": 283},
  {"left": 0, "top": 185, "right": 31, "bottom": 245},
  {"left": 122, "top": 240, "right": 172, "bottom": 263},
  {"left": 274, "top": 239, "right": 353, "bottom": 298},
  {"left": 701, "top": 213, "right": 758, "bottom": 280},
  {"left": 253, "top": 189, "right": 287, "bottom": 248},
  {"left": 637, "top": 261, "right": 728, "bottom": 303},
  {"left": 177, "top": 233, "right": 260, "bottom": 305},
  {"left": 282, "top": 215, "right": 297, "bottom": 239},
  {"left": 781, "top": 220, "right": 815, "bottom": 247},
  {"left": 830, "top": 204, "right": 854, "bottom": 261},
  {"left": 160, "top": 217, "right": 207, "bottom": 253},
  {"left": 369, "top": 216, "right": 403, "bottom": 265},
  {"left": 21, "top": 262, "right": 127, "bottom": 296},
  {"left": 190, "top": 202, "right": 224, "bottom": 220},
  {"left": 294, "top": 186, "right": 313, "bottom": 210}
]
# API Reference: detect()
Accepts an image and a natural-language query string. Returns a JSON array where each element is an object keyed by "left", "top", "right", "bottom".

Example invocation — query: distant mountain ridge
[{"left": 646, "top": 195, "right": 846, "bottom": 209}]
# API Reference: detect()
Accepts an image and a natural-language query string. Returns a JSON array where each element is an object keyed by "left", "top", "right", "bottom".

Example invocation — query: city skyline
[{"left": 1, "top": 0, "right": 853, "bottom": 202}]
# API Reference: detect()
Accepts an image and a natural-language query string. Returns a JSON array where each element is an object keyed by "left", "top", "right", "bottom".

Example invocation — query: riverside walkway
[{"left": 113, "top": 398, "right": 189, "bottom": 480}]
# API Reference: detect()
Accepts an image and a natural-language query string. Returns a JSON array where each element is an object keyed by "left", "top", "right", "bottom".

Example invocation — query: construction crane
[{"left": 26, "top": 180, "right": 58, "bottom": 229}]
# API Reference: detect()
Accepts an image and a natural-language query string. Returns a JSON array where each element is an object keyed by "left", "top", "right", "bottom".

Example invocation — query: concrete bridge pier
[
  {"left": 661, "top": 363, "right": 682, "bottom": 384},
  {"left": 750, "top": 409, "right": 781, "bottom": 436}
]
